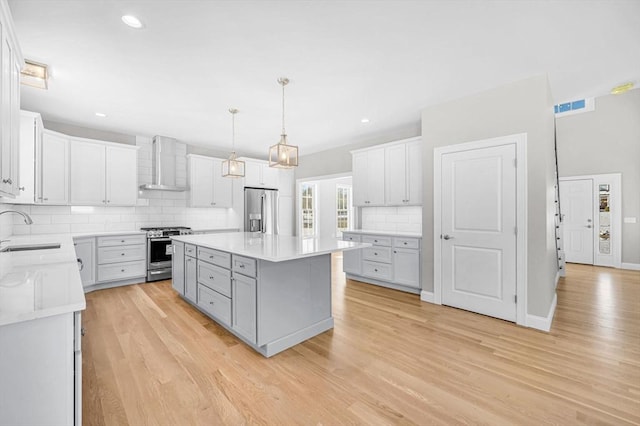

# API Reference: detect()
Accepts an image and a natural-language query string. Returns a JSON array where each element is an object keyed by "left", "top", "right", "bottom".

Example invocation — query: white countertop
[
  {"left": 0, "top": 234, "right": 86, "bottom": 327},
  {"left": 344, "top": 229, "right": 422, "bottom": 238},
  {"left": 71, "top": 230, "right": 146, "bottom": 239},
  {"left": 172, "top": 232, "right": 371, "bottom": 262}
]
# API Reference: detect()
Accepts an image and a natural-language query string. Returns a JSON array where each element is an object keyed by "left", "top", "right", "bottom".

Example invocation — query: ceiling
[{"left": 8, "top": 0, "right": 640, "bottom": 158}]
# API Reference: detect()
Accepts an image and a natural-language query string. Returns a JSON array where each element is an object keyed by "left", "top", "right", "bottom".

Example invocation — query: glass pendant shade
[
  {"left": 269, "top": 134, "right": 298, "bottom": 168},
  {"left": 222, "top": 108, "right": 245, "bottom": 178},
  {"left": 269, "top": 77, "right": 298, "bottom": 168}
]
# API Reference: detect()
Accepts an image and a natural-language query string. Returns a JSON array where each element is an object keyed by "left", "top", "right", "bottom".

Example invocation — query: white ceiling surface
[{"left": 8, "top": 1, "right": 640, "bottom": 157}]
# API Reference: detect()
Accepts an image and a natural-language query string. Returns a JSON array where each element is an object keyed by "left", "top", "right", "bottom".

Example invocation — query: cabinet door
[
  {"left": 352, "top": 152, "right": 368, "bottom": 206},
  {"left": 261, "top": 164, "right": 279, "bottom": 189},
  {"left": 172, "top": 242, "right": 185, "bottom": 295},
  {"left": 406, "top": 140, "right": 422, "bottom": 205},
  {"left": 74, "top": 238, "right": 95, "bottom": 287},
  {"left": 106, "top": 146, "right": 138, "bottom": 205},
  {"left": 13, "top": 114, "right": 38, "bottom": 203},
  {"left": 212, "top": 158, "right": 232, "bottom": 207},
  {"left": 70, "top": 141, "right": 105, "bottom": 205},
  {"left": 343, "top": 234, "right": 362, "bottom": 275},
  {"left": 393, "top": 248, "right": 420, "bottom": 288},
  {"left": 6, "top": 52, "right": 19, "bottom": 195},
  {"left": 41, "top": 132, "right": 69, "bottom": 204},
  {"left": 232, "top": 273, "right": 257, "bottom": 343},
  {"left": 189, "top": 156, "right": 214, "bottom": 207},
  {"left": 0, "top": 35, "right": 12, "bottom": 195},
  {"left": 243, "top": 161, "right": 261, "bottom": 187},
  {"left": 384, "top": 144, "right": 407, "bottom": 205},
  {"left": 367, "top": 149, "right": 385, "bottom": 205},
  {"left": 184, "top": 256, "right": 197, "bottom": 303}
]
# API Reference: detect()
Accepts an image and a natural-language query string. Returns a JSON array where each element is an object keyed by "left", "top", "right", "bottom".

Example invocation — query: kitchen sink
[{"left": 0, "top": 243, "right": 61, "bottom": 253}]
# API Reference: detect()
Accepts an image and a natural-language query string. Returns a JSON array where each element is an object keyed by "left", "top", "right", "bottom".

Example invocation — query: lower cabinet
[
  {"left": 184, "top": 255, "right": 197, "bottom": 303},
  {"left": 73, "top": 237, "right": 95, "bottom": 288},
  {"left": 197, "top": 284, "right": 231, "bottom": 326},
  {"left": 232, "top": 273, "right": 257, "bottom": 343},
  {"left": 172, "top": 241, "right": 185, "bottom": 294},
  {"left": 343, "top": 232, "right": 422, "bottom": 293},
  {"left": 96, "top": 234, "right": 146, "bottom": 283}
]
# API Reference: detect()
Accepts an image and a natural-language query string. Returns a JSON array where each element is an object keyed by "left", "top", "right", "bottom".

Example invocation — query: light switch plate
[{"left": 623, "top": 217, "right": 637, "bottom": 224}]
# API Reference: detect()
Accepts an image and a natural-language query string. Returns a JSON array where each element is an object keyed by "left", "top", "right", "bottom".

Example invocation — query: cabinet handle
[
  {"left": 209, "top": 301, "right": 214, "bottom": 305},
  {"left": 239, "top": 263, "right": 245, "bottom": 268},
  {"left": 374, "top": 268, "right": 378, "bottom": 272},
  {"left": 81, "top": 327, "right": 86, "bottom": 336},
  {"left": 393, "top": 251, "right": 397, "bottom": 254},
  {"left": 121, "top": 240, "right": 125, "bottom": 243},
  {"left": 121, "top": 253, "right": 125, "bottom": 256},
  {"left": 403, "top": 242, "right": 408, "bottom": 245},
  {"left": 102, "top": 200, "right": 106, "bottom": 203},
  {"left": 107, "top": 200, "right": 110, "bottom": 203},
  {"left": 121, "top": 269, "right": 125, "bottom": 272},
  {"left": 209, "top": 276, "right": 214, "bottom": 280},
  {"left": 2, "top": 178, "right": 12, "bottom": 184},
  {"left": 209, "top": 255, "right": 214, "bottom": 259},
  {"left": 77, "top": 258, "right": 84, "bottom": 271},
  {"left": 43, "top": 198, "right": 48, "bottom": 201},
  {"left": 18, "top": 186, "right": 25, "bottom": 191},
  {"left": 374, "top": 240, "right": 378, "bottom": 243},
  {"left": 374, "top": 252, "right": 378, "bottom": 256}
]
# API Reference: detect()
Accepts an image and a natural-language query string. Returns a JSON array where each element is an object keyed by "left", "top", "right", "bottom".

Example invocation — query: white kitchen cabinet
[
  {"left": 343, "top": 232, "right": 421, "bottom": 293},
  {"left": 0, "top": 9, "right": 23, "bottom": 198},
  {"left": 70, "top": 139, "right": 138, "bottom": 206},
  {"left": 95, "top": 234, "right": 146, "bottom": 284},
  {"left": 172, "top": 241, "right": 185, "bottom": 295},
  {"left": 40, "top": 130, "right": 70, "bottom": 205},
  {"left": 243, "top": 159, "right": 279, "bottom": 189},
  {"left": 352, "top": 148, "right": 385, "bottom": 206},
  {"left": 342, "top": 233, "right": 362, "bottom": 275},
  {"left": 7, "top": 111, "right": 43, "bottom": 204},
  {"left": 188, "top": 155, "right": 233, "bottom": 208},
  {"left": 384, "top": 139, "right": 422, "bottom": 206},
  {"left": 232, "top": 271, "right": 257, "bottom": 344},
  {"left": 74, "top": 237, "right": 96, "bottom": 288},
  {"left": 184, "top": 254, "right": 197, "bottom": 303}
]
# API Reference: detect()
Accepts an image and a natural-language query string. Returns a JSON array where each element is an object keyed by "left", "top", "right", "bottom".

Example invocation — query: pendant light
[
  {"left": 269, "top": 77, "right": 298, "bottom": 168},
  {"left": 222, "top": 108, "right": 245, "bottom": 178}
]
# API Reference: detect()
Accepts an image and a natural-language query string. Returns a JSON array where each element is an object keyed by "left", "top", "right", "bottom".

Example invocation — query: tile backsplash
[{"left": 361, "top": 206, "right": 422, "bottom": 234}]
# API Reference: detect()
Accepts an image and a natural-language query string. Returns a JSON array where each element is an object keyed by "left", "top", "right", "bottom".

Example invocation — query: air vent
[{"left": 554, "top": 98, "right": 595, "bottom": 117}]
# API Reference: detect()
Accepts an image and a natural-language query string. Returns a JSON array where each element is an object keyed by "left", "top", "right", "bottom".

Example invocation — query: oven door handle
[
  {"left": 149, "top": 270, "right": 169, "bottom": 275},
  {"left": 149, "top": 237, "right": 172, "bottom": 242}
]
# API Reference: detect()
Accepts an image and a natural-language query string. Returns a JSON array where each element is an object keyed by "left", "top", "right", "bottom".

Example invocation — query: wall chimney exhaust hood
[{"left": 139, "top": 136, "right": 189, "bottom": 191}]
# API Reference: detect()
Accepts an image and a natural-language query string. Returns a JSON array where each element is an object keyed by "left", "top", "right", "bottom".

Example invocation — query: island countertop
[
  {"left": 172, "top": 232, "right": 371, "bottom": 262},
  {"left": 0, "top": 234, "right": 86, "bottom": 327}
]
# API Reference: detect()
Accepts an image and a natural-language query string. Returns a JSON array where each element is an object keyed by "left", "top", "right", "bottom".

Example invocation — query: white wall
[
  {"left": 556, "top": 90, "right": 640, "bottom": 265},
  {"left": 0, "top": 203, "right": 13, "bottom": 238}
]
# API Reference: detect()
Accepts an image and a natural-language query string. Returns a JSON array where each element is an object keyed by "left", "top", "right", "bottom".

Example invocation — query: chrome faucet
[{"left": 0, "top": 210, "right": 34, "bottom": 224}]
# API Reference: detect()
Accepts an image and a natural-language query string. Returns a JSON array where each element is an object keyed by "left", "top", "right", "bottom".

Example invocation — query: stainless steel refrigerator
[{"left": 244, "top": 187, "right": 279, "bottom": 234}]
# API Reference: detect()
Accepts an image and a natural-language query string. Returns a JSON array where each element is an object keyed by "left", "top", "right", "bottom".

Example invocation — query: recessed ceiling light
[
  {"left": 611, "top": 82, "right": 634, "bottom": 95},
  {"left": 121, "top": 15, "right": 144, "bottom": 29},
  {"left": 95, "top": 112, "right": 107, "bottom": 118},
  {"left": 361, "top": 118, "right": 370, "bottom": 123}
]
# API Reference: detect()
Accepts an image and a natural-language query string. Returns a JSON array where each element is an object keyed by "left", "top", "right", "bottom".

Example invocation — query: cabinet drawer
[
  {"left": 362, "top": 246, "right": 392, "bottom": 263},
  {"left": 342, "top": 233, "right": 361, "bottom": 242},
  {"left": 185, "top": 244, "right": 197, "bottom": 257},
  {"left": 97, "top": 260, "right": 146, "bottom": 282},
  {"left": 232, "top": 255, "right": 256, "bottom": 277},
  {"left": 197, "top": 284, "right": 231, "bottom": 326},
  {"left": 97, "top": 234, "right": 146, "bottom": 247},
  {"left": 393, "top": 237, "right": 420, "bottom": 249},
  {"left": 198, "top": 246, "right": 231, "bottom": 269},
  {"left": 97, "top": 244, "right": 145, "bottom": 264},
  {"left": 361, "top": 235, "right": 392, "bottom": 247},
  {"left": 198, "top": 260, "right": 231, "bottom": 297},
  {"left": 362, "top": 261, "right": 393, "bottom": 281}
]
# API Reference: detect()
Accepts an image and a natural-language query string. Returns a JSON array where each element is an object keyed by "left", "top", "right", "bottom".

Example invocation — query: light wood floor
[{"left": 82, "top": 258, "right": 640, "bottom": 425}]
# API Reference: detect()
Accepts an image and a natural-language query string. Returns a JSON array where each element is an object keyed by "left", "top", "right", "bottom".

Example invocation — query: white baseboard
[
  {"left": 555, "top": 270, "right": 561, "bottom": 289},
  {"left": 621, "top": 262, "right": 640, "bottom": 271},
  {"left": 420, "top": 290, "right": 437, "bottom": 304},
  {"left": 526, "top": 293, "right": 557, "bottom": 332}
]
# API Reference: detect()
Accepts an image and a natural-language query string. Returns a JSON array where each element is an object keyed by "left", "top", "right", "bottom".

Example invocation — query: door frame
[
  {"left": 559, "top": 173, "right": 621, "bottom": 268},
  {"left": 433, "top": 133, "right": 528, "bottom": 326}
]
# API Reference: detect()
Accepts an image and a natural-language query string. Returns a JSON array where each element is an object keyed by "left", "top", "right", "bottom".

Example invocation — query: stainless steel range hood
[{"left": 139, "top": 136, "right": 189, "bottom": 191}]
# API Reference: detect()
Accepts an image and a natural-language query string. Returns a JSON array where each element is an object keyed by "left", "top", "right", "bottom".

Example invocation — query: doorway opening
[{"left": 296, "top": 174, "right": 353, "bottom": 238}]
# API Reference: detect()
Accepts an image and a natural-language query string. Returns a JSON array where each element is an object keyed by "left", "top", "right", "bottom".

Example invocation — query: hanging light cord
[
  {"left": 232, "top": 112, "right": 236, "bottom": 152},
  {"left": 281, "top": 81, "right": 286, "bottom": 136}
]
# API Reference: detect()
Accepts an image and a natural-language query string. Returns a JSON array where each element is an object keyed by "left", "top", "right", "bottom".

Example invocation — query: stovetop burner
[{"left": 142, "top": 226, "right": 192, "bottom": 238}]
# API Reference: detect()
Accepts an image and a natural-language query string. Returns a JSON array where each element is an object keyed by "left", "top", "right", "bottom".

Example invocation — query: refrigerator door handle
[{"left": 261, "top": 194, "right": 266, "bottom": 233}]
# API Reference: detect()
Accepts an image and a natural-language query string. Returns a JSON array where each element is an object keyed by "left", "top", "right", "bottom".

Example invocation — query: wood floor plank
[{"left": 82, "top": 260, "right": 640, "bottom": 425}]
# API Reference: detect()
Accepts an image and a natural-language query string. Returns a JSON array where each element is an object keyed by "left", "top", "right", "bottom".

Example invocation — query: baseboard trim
[
  {"left": 621, "top": 262, "right": 640, "bottom": 271},
  {"left": 555, "top": 270, "right": 561, "bottom": 289},
  {"left": 420, "top": 290, "right": 437, "bottom": 304},
  {"left": 526, "top": 293, "right": 557, "bottom": 332}
]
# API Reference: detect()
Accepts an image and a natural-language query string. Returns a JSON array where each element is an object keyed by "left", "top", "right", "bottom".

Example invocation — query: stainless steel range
[{"left": 142, "top": 226, "right": 192, "bottom": 282}]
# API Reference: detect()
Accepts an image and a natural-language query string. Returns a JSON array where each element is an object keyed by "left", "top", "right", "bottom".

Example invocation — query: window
[
  {"left": 336, "top": 185, "right": 352, "bottom": 237},
  {"left": 301, "top": 183, "right": 316, "bottom": 237}
]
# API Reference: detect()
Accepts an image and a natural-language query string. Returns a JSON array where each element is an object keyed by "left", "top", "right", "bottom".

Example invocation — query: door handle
[
  {"left": 586, "top": 225, "right": 592, "bottom": 228},
  {"left": 442, "top": 234, "right": 453, "bottom": 240}
]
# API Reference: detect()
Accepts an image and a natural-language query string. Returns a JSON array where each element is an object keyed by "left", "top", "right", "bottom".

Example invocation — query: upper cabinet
[
  {"left": 40, "top": 130, "right": 69, "bottom": 205},
  {"left": 70, "top": 138, "right": 138, "bottom": 206},
  {"left": 12, "top": 111, "right": 43, "bottom": 204},
  {"left": 384, "top": 138, "right": 422, "bottom": 205},
  {"left": 352, "top": 148, "right": 385, "bottom": 206},
  {"left": 243, "top": 159, "right": 279, "bottom": 189},
  {"left": 352, "top": 137, "right": 422, "bottom": 207},
  {"left": 0, "top": 3, "right": 24, "bottom": 197},
  {"left": 187, "top": 154, "right": 233, "bottom": 208}
]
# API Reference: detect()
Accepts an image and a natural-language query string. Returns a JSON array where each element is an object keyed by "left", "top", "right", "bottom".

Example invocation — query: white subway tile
[
  {"left": 71, "top": 223, "right": 106, "bottom": 233},
  {"left": 51, "top": 215, "right": 89, "bottom": 224},
  {"left": 29, "top": 205, "right": 71, "bottom": 215},
  {"left": 12, "top": 224, "right": 32, "bottom": 235},
  {"left": 30, "top": 224, "right": 71, "bottom": 234},
  {"left": 105, "top": 222, "right": 136, "bottom": 231}
]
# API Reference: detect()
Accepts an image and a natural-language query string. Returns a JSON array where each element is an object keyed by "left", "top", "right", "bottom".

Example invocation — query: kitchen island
[{"left": 171, "top": 232, "right": 370, "bottom": 357}]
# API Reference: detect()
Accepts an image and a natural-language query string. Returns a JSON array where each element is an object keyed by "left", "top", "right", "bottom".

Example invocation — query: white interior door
[
  {"left": 560, "top": 179, "right": 594, "bottom": 264},
  {"left": 441, "top": 143, "right": 517, "bottom": 322}
]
